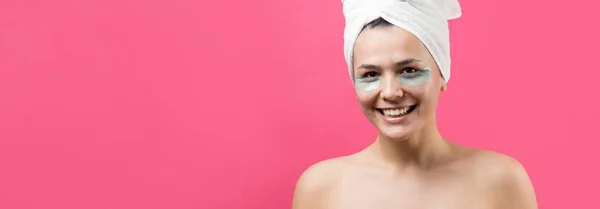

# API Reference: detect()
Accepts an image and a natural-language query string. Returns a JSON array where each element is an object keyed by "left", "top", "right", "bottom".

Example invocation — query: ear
[{"left": 440, "top": 80, "right": 447, "bottom": 92}]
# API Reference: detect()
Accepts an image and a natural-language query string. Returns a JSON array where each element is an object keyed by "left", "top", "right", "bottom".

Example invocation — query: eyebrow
[{"left": 358, "top": 58, "right": 422, "bottom": 70}]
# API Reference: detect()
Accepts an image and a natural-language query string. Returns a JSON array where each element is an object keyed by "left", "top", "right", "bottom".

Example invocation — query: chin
[{"left": 378, "top": 126, "right": 414, "bottom": 141}]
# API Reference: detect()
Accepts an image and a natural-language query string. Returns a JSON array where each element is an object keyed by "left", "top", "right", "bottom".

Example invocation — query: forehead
[{"left": 353, "top": 26, "right": 428, "bottom": 65}]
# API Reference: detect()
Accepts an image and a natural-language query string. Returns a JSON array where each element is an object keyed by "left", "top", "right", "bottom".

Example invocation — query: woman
[{"left": 292, "top": 0, "right": 538, "bottom": 209}]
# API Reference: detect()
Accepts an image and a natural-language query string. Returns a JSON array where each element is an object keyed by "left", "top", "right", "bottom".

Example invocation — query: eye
[
  {"left": 402, "top": 67, "right": 419, "bottom": 74},
  {"left": 363, "top": 71, "right": 379, "bottom": 78}
]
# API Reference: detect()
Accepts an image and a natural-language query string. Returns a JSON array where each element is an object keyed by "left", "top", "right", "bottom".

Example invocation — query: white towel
[{"left": 342, "top": 0, "right": 462, "bottom": 84}]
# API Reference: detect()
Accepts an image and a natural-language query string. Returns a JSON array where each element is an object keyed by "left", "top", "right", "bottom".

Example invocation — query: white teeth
[{"left": 382, "top": 106, "right": 412, "bottom": 117}]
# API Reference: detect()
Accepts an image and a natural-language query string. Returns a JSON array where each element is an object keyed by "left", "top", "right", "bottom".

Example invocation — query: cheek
[
  {"left": 355, "top": 91, "right": 378, "bottom": 108},
  {"left": 417, "top": 84, "right": 441, "bottom": 105},
  {"left": 403, "top": 84, "right": 435, "bottom": 102}
]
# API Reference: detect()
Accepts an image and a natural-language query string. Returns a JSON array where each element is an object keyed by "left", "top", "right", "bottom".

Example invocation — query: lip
[{"left": 375, "top": 105, "right": 417, "bottom": 124}]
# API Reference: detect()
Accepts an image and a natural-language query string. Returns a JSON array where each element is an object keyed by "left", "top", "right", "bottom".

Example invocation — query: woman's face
[{"left": 352, "top": 26, "right": 446, "bottom": 141}]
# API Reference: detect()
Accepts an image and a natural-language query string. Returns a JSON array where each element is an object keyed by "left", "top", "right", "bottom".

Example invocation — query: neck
[{"left": 368, "top": 123, "right": 454, "bottom": 171}]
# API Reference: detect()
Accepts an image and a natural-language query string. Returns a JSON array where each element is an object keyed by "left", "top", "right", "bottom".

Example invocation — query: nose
[{"left": 380, "top": 75, "right": 404, "bottom": 100}]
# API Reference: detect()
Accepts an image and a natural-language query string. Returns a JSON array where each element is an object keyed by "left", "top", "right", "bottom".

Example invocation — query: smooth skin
[{"left": 292, "top": 25, "right": 538, "bottom": 209}]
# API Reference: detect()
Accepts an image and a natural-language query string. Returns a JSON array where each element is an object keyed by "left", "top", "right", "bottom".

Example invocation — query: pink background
[{"left": 1, "top": 0, "right": 598, "bottom": 208}]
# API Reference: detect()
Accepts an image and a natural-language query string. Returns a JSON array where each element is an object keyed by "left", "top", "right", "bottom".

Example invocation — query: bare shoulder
[
  {"left": 467, "top": 150, "right": 533, "bottom": 186},
  {"left": 465, "top": 149, "right": 527, "bottom": 176},
  {"left": 465, "top": 149, "right": 538, "bottom": 209},
  {"left": 291, "top": 156, "right": 351, "bottom": 209},
  {"left": 293, "top": 157, "right": 347, "bottom": 193}
]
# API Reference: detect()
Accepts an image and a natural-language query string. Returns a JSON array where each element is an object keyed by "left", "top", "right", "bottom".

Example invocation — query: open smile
[{"left": 374, "top": 105, "right": 418, "bottom": 123}]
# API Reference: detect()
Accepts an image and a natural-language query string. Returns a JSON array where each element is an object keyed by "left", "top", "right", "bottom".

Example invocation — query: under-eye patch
[
  {"left": 354, "top": 66, "right": 433, "bottom": 92},
  {"left": 397, "top": 66, "right": 432, "bottom": 87},
  {"left": 355, "top": 75, "right": 381, "bottom": 92}
]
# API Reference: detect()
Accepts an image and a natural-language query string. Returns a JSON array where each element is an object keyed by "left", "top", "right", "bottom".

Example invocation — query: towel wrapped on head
[{"left": 342, "top": 0, "right": 462, "bottom": 84}]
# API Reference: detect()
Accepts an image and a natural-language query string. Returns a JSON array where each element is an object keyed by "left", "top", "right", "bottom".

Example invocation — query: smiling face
[{"left": 353, "top": 23, "right": 447, "bottom": 141}]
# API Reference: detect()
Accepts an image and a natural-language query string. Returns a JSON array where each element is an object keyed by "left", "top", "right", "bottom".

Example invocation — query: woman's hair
[{"left": 364, "top": 17, "right": 393, "bottom": 30}]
